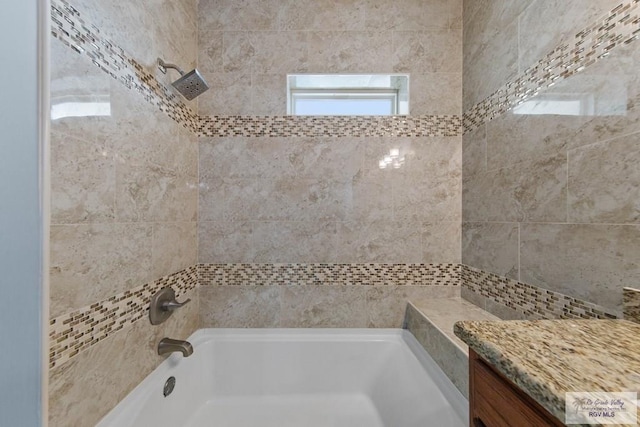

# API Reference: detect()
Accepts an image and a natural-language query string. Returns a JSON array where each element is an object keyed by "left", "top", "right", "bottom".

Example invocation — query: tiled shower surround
[
  {"left": 462, "top": 0, "right": 640, "bottom": 320},
  {"left": 49, "top": 0, "right": 640, "bottom": 425},
  {"left": 49, "top": 0, "right": 199, "bottom": 425}
]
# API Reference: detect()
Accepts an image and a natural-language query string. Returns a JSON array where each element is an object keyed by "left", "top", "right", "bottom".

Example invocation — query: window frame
[
  {"left": 289, "top": 88, "right": 399, "bottom": 116},
  {"left": 287, "top": 74, "right": 410, "bottom": 116}
]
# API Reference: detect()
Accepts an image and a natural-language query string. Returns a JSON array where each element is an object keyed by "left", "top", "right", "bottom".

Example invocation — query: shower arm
[{"left": 157, "top": 58, "right": 185, "bottom": 76}]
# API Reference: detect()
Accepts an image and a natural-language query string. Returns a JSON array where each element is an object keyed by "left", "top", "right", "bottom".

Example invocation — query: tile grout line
[{"left": 517, "top": 222, "right": 521, "bottom": 282}]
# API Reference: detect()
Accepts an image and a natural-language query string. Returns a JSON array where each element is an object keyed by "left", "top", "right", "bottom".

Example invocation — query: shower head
[
  {"left": 170, "top": 69, "right": 209, "bottom": 101},
  {"left": 158, "top": 58, "right": 209, "bottom": 101}
]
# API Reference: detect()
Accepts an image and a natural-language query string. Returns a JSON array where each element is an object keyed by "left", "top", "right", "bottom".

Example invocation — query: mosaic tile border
[
  {"left": 50, "top": 0, "right": 200, "bottom": 133},
  {"left": 49, "top": 262, "right": 459, "bottom": 369},
  {"left": 50, "top": 0, "right": 461, "bottom": 138},
  {"left": 197, "top": 115, "right": 461, "bottom": 138},
  {"left": 49, "top": 265, "right": 198, "bottom": 369},
  {"left": 48, "top": 261, "right": 623, "bottom": 369},
  {"left": 52, "top": 0, "right": 640, "bottom": 138},
  {"left": 460, "top": 264, "right": 619, "bottom": 320},
  {"left": 623, "top": 287, "right": 640, "bottom": 324},
  {"left": 199, "top": 263, "right": 461, "bottom": 287},
  {"left": 464, "top": 0, "right": 640, "bottom": 133}
]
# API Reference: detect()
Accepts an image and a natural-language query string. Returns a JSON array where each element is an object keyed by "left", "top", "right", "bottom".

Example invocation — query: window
[{"left": 287, "top": 74, "right": 409, "bottom": 116}]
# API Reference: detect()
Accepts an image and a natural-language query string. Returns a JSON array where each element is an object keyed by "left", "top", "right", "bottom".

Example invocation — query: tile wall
[
  {"left": 462, "top": 0, "right": 622, "bottom": 111},
  {"left": 49, "top": 0, "right": 464, "bottom": 423},
  {"left": 196, "top": 0, "right": 464, "bottom": 329},
  {"left": 199, "top": 264, "right": 460, "bottom": 328},
  {"left": 47, "top": 0, "right": 640, "bottom": 424},
  {"left": 462, "top": 0, "right": 640, "bottom": 317},
  {"left": 197, "top": 0, "right": 462, "bottom": 116},
  {"left": 49, "top": 0, "right": 199, "bottom": 425}
]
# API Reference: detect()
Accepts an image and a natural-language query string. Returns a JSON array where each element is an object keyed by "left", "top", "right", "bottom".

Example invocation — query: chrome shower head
[
  {"left": 158, "top": 58, "right": 209, "bottom": 101},
  {"left": 170, "top": 69, "right": 209, "bottom": 101}
]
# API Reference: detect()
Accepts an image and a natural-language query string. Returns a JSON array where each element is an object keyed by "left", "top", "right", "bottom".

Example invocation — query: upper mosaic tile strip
[
  {"left": 50, "top": 0, "right": 460, "bottom": 138},
  {"left": 197, "top": 115, "right": 462, "bottom": 138},
  {"left": 52, "top": 0, "right": 640, "bottom": 137},
  {"left": 463, "top": 0, "right": 640, "bottom": 133},
  {"left": 48, "top": 266, "right": 198, "bottom": 369},
  {"left": 50, "top": 0, "right": 200, "bottom": 133},
  {"left": 460, "top": 264, "right": 619, "bottom": 320},
  {"left": 199, "top": 263, "right": 461, "bottom": 287}
]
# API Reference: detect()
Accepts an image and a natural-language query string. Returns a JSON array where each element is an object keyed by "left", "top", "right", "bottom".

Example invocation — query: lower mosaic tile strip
[
  {"left": 464, "top": 0, "right": 640, "bottom": 133},
  {"left": 623, "top": 287, "right": 640, "bottom": 324},
  {"left": 48, "top": 265, "right": 198, "bottom": 369},
  {"left": 460, "top": 264, "right": 618, "bottom": 320},
  {"left": 197, "top": 115, "right": 461, "bottom": 138},
  {"left": 49, "top": 262, "right": 623, "bottom": 369},
  {"left": 199, "top": 263, "right": 461, "bottom": 287}
]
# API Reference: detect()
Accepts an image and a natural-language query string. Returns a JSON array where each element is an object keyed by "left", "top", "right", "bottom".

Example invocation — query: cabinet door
[{"left": 469, "top": 350, "right": 564, "bottom": 427}]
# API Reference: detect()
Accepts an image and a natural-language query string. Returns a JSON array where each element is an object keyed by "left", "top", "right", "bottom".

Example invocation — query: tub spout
[{"left": 158, "top": 338, "right": 193, "bottom": 357}]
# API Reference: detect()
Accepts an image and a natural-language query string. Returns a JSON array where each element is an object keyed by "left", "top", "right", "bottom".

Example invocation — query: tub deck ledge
[{"left": 404, "top": 297, "right": 500, "bottom": 398}]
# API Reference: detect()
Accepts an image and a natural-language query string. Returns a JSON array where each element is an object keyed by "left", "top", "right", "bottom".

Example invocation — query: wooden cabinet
[{"left": 469, "top": 350, "right": 565, "bottom": 427}]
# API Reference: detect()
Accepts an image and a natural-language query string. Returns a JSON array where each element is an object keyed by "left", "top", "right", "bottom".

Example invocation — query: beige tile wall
[
  {"left": 195, "top": 2, "right": 466, "bottom": 263},
  {"left": 200, "top": 284, "right": 459, "bottom": 328},
  {"left": 462, "top": 3, "right": 640, "bottom": 315},
  {"left": 51, "top": 41, "right": 199, "bottom": 317},
  {"left": 196, "top": 0, "right": 464, "bottom": 329},
  {"left": 198, "top": 136, "right": 462, "bottom": 264},
  {"left": 462, "top": 0, "right": 621, "bottom": 110},
  {"left": 197, "top": 0, "right": 462, "bottom": 116},
  {"left": 49, "top": 293, "right": 199, "bottom": 427},
  {"left": 49, "top": 0, "right": 199, "bottom": 425}
]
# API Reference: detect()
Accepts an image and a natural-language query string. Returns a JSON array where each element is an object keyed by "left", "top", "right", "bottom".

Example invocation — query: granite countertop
[{"left": 454, "top": 319, "right": 640, "bottom": 423}]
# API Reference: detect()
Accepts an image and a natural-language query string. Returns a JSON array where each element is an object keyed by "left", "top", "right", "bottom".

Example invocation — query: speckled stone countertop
[{"left": 454, "top": 319, "right": 640, "bottom": 423}]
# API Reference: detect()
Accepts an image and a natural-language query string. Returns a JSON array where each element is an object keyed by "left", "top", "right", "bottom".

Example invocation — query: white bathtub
[{"left": 97, "top": 329, "right": 468, "bottom": 427}]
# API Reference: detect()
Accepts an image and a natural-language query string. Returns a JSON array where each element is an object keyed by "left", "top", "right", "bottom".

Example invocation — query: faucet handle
[
  {"left": 161, "top": 298, "right": 191, "bottom": 311},
  {"left": 149, "top": 287, "right": 190, "bottom": 325}
]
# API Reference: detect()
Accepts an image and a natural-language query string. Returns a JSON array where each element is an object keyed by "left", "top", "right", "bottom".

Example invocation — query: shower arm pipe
[{"left": 157, "top": 58, "right": 185, "bottom": 76}]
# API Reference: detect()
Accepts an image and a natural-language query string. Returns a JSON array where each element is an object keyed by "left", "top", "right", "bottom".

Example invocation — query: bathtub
[{"left": 97, "top": 329, "right": 467, "bottom": 427}]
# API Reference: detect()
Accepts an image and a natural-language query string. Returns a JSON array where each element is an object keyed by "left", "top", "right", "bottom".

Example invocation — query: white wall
[{"left": 0, "top": 0, "right": 48, "bottom": 425}]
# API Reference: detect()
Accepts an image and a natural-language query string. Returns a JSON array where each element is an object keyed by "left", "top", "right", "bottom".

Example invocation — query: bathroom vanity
[{"left": 455, "top": 319, "right": 640, "bottom": 427}]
